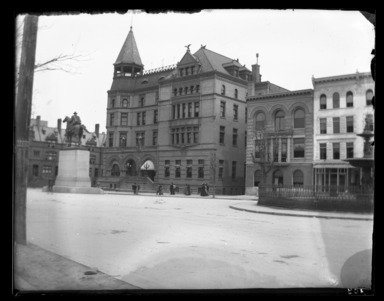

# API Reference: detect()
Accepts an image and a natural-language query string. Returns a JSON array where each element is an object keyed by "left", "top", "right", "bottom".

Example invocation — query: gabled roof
[
  {"left": 114, "top": 27, "right": 143, "bottom": 66},
  {"left": 193, "top": 47, "right": 242, "bottom": 74},
  {"left": 178, "top": 51, "right": 200, "bottom": 66}
]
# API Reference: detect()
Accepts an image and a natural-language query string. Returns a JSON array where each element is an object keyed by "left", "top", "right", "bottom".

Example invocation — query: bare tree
[{"left": 251, "top": 127, "right": 280, "bottom": 186}]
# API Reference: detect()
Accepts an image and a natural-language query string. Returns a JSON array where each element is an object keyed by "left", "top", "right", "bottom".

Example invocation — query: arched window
[
  {"left": 273, "top": 169, "right": 283, "bottom": 186},
  {"left": 221, "top": 85, "right": 226, "bottom": 95},
  {"left": 346, "top": 91, "right": 353, "bottom": 108},
  {"left": 366, "top": 89, "right": 374, "bottom": 106},
  {"left": 366, "top": 114, "right": 374, "bottom": 131},
  {"left": 254, "top": 170, "right": 262, "bottom": 187},
  {"left": 293, "top": 170, "right": 304, "bottom": 187},
  {"left": 111, "top": 164, "right": 120, "bottom": 176},
  {"left": 122, "top": 99, "right": 128, "bottom": 108},
  {"left": 234, "top": 89, "right": 238, "bottom": 99},
  {"left": 111, "top": 99, "right": 115, "bottom": 108},
  {"left": 333, "top": 92, "right": 340, "bottom": 108},
  {"left": 255, "top": 112, "right": 266, "bottom": 130},
  {"left": 320, "top": 94, "right": 327, "bottom": 109},
  {"left": 294, "top": 108, "right": 305, "bottom": 128},
  {"left": 275, "top": 110, "right": 285, "bottom": 131}
]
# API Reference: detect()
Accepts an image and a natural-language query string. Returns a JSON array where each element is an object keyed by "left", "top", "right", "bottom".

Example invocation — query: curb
[{"left": 229, "top": 204, "right": 374, "bottom": 221}]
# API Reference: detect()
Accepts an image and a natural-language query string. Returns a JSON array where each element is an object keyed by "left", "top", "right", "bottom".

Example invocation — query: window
[
  {"left": 111, "top": 99, "right": 115, "bottom": 108},
  {"left": 333, "top": 92, "right": 340, "bottom": 108},
  {"left": 136, "top": 132, "right": 145, "bottom": 147},
  {"left": 320, "top": 118, "right": 327, "bottom": 134},
  {"left": 179, "top": 87, "right": 183, "bottom": 95},
  {"left": 254, "top": 170, "right": 262, "bottom": 186},
  {"left": 119, "top": 132, "right": 127, "bottom": 147},
  {"left": 181, "top": 128, "right": 185, "bottom": 144},
  {"left": 231, "top": 161, "right": 237, "bottom": 179},
  {"left": 293, "top": 170, "right": 304, "bottom": 187},
  {"left": 193, "top": 127, "right": 199, "bottom": 143},
  {"left": 184, "top": 87, "right": 188, "bottom": 95},
  {"left": 346, "top": 92, "right": 353, "bottom": 107},
  {"left": 198, "top": 160, "right": 204, "bottom": 178},
  {"left": 187, "top": 127, "right": 192, "bottom": 144},
  {"left": 122, "top": 99, "right": 128, "bottom": 107},
  {"left": 254, "top": 140, "right": 261, "bottom": 159},
  {"left": 233, "top": 128, "right": 238, "bottom": 147},
  {"left": 139, "top": 95, "right": 145, "bottom": 107},
  {"left": 137, "top": 112, "right": 141, "bottom": 125},
  {"left": 273, "top": 138, "right": 279, "bottom": 162},
  {"left": 194, "top": 102, "right": 199, "bottom": 117},
  {"left": 42, "top": 165, "right": 52, "bottom": 175},
  {"left": 154, "top": 110, "right": 158, "bottom": 124},
  {"left": 182, "top": 103, "right": 186, "bottom": 118},
  {"left": 196, "top": 85, "right": 200, "bottom": 93},
  {"left": 281, "top": 138, "right": 287, "bottom": 162},
  {"left": 46, "top": 151, "right": 56, "bottom": 161},
  {"left": 219, "top": 126, "right": 225, "bottom": 144},
  {"left": 233, "top": 105, "right": 238, "bottom": 121},
  {"left": 109, "top": 113, "right": 115, "bottom": 126},
  {"left": 234, "top": 89, "right": 238, "bottom": 99},
  {"left": 220, "top": 101, "right": 226, "bottom": 118},
  {"left": 218, "top": 160, "right": 224, "bottom": 179},
  {"left": 33, "top": 150, "right": 40, "bottom": 157},
  {"left": 121, "top": 113, "right": 128, "bottom": 126},
  {"left": 179, "top": 68, "right": 183, "bottom": 77},
  {"left": 187, "top": 160, "right": 192, "bottom": 178},
  {"left": 174, "top": 88, "right": 177, "bottom": 97},
  {"left": 275, "top": 110, "right": 285, "bottom": 131},
  {"left": 320, "top": 143, "right": 327, "bottom": 160},
  {"left": 172, "top": 105, "right": 176, "bottom": 119},
  {"left": 151, "top": 131, "right": 157, "bottom": 146},
  {"left": 366, "top": 89, "right": 374, "bottom": 106},
  {"left": 333, "top": 117, "right": 340, "bottom": 134},
  {"left": 273, "top": 170, "right": 284, "bottom": 186},
  {"left": 294, "top": 138, "right": 305, "bottom": 158},
  {"left": 142, "top": 112, "right": 146, "bottom": 125},
  {"left": 32, "top": 165, "right": 39, "bottom": 176},
  {"left": 94, "top": 168, "right": 99, "bottom": 177},
  {"left": 346, "top": 116, "right": 354, "bottom": 133},
  {"left": 175, "top": 160, "right": 181, "bottom": 178},
  {"left": 245, "top": 108, "right": 248, "bottom": 123},
  {"left": 294, "top": 109, "right": 305, "bottom": 128},
  {"left": 221, "top": 85, "right": 226, "bottom": 95},
  {"left": 185, "top": 67, "right": 189, "bottom": 76},
  {"left": 191, "top": 66, "right": 195, "bottom": 75},
  {"left": 188, "top": 103, "right": 192, "bottom": 118},
  {"left": 347, "top": 142, "right": 354, "bottom": 159},
  {"left": 177, "top": 104, "right": 180, "bottom": 119},
  {"left": 320, "top": 94, "right": 327, "bottom": 109},
  {"left": 108, "top": 132, "right": 114, "bottom": 147},
  {"left": 333, "top": 143, "right": 340, "bottom": 159},
  {"left": 190, "top": 86, "right": 194, "bottom": 94},
  {"left": 366, "top": 114, "right": 374, "bottom": 131},
  {"left": 111, "top": 164, "right": 120, "bottom": 176},
  {"left": 90, "top": 154, "right": 96, "bottom": 165},
  {"left": 165, "top": 160, "right": 170, "bottom": 177},
  {"left": 255, "top": 112, "right": 265, "bottom": 130}
]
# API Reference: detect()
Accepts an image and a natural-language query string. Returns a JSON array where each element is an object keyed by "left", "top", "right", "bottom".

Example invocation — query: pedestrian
[
  {"left": 170, "top": 182, "right": 175, "bottom": 195},
  {"left": 132, "top": 182, "right": 137, "bottom": 194},
  {"left": 47, "top": 179, "right": 53, "bottom": 193},
  {"left": 184, "top": 184, "right": 191, "bottom": 195},
  {"left": 137, "top": 183, "right": 140, "bottom": 194},
  {"left": 200, "top": 183, "right": 206, "bottom": 196},
  {"left": 157, "top": 185, "right": 163, "bottom": 195},
  {"left": 205, "top": 183, "right": 209, "bottom": 195}
]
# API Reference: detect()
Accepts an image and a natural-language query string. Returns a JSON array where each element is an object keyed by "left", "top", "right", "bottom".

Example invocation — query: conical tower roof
[{"left": 114, "top": 26, "right": 143, "bottom": 66}]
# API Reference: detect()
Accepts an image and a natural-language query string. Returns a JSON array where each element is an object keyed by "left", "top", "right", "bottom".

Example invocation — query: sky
[{"left": 16, "top": 9, "right": 375, "bottom": 134}]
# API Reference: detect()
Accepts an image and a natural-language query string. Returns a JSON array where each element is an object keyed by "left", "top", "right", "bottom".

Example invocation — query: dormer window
[
  {"left": 111, "top": 99, "right": 115, "bottom": 108},
  {"left": 191, "top": 66, "right": 195, "bottom": 75},
  {"left": 141, "top": 79, "right": 149, "bottom": 85},
  {"left": 234, "top": 89, "right": 238, "bottom": 99},
  {"left": 221, "top": 85, "right": 226, "bottom": 96}
]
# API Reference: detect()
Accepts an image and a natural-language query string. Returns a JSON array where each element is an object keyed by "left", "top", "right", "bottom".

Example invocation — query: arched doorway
[
  {"left": 126, "top": 159, "right": 137, "bottom": 176},
  {"left": 111, "top": 163, "right": 120, "bottom": 177},
  {"left": 273, "top": 169, "right": 283, "bottom": 186},
  {"left": 140, "top": 160, "right": 156, "bottom": 181}
]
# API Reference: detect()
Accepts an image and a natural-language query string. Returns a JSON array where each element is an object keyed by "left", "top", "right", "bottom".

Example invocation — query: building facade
[
  {"left": 97, "top": 27, "right": 254, "bottom": 194},
  {"left": 312, "top": 72, "right": 374, "bottom": 188},
  {"left": 28, "top": 116, "right": 106, "bottom": 188},
  {"left": 245, "top": 88, "right": 314, "bottom": 195}
]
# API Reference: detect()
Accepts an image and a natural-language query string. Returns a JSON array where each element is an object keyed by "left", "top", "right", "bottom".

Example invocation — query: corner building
[{"left": 98, "top": 27, "right": 253, "bottom": 194}]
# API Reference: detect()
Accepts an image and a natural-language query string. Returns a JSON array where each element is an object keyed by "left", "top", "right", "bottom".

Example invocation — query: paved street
[{"left": 24, "top": 188, "right": 373, "bottom": 289}]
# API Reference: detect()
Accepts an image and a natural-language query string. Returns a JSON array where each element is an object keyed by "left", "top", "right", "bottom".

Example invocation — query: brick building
[
  {"left": 97, "top": 27, "right": 254, "bottom": 194},
  {"left": 312, "top": 72, "right": 374, "bottom": 188}
]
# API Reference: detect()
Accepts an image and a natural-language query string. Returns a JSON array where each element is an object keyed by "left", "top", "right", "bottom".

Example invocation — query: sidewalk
[
  {"left": 13, "top": 242, "right": 141, "bottom": 293},
  {"left": 229, "top": 201, "right": 374, "bottom": 221}
]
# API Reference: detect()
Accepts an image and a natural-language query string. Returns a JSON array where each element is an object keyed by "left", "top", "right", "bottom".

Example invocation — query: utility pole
[{"left": 15, "top": 15, "right": 39, "bottom": 245}]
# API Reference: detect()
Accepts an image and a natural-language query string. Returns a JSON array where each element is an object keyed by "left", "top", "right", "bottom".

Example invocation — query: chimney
[
  {"left": 57, "top": 118, "right": 62, "bottom": 133},
  {"left": 251, "top": 53, "right": 261, "bottom": 83},
  {"left": 36, "top": 115, "right": 41, "bottom": 127},
  {"left": 95, "top": 124, "right": 100, "bottom": 138}
]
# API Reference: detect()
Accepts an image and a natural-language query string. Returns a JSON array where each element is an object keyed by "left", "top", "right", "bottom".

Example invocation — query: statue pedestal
[{"left": 51, "top": 148, "right": 103, "bottom": 194}]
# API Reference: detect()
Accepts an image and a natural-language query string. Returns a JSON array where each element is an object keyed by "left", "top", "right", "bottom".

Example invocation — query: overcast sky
[{"left": 16, "top": 9, "right": 374, "bottom": 134}]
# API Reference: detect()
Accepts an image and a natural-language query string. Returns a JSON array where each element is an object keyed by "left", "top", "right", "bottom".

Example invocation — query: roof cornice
[
  {"left": 248, "top": 89, "right": 313, "bottom": 101},
  {"left": 312, "top": 72, "right": 372, "bottom": 84}
]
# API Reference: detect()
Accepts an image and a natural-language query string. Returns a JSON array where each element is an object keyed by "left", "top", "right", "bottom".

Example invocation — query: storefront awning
[
  {"left": 313, "top": 163, "right": 355, "bottom": 169},
  {"left": 141, "top": 160, "right": 155, "bottom": 170}
]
